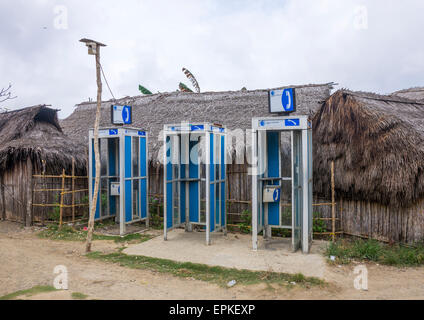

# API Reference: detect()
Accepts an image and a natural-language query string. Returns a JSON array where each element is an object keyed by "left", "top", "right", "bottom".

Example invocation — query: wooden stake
[
  {"left": 331, "top": 161, "right": 336, "bottom": 242},
  {"left": 72, "top": 157, "right": 75, "bottom": 223},
  {"left": 59, "top": 168, "right": 65, "bottom": 228}
]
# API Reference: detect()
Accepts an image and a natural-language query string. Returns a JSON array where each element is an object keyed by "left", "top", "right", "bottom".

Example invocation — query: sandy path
[{"left": 0, "top": 222, "right": 423, "bottom": 300}]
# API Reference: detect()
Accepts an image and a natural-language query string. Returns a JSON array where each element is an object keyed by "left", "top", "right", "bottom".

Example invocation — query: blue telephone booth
[
  {"left": 89, "top": 128, "right": 149, "bottom": 235},
  {"left": 251, "top": 116, "right": 313, "bottom": 253},
  {"left": 163, "top": 123, "right": 227, "bottom": 245}
]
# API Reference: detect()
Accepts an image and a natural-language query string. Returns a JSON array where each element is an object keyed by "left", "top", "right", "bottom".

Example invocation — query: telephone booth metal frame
[
  {"left": 163, "top": 123, "right": 227, "bottom": 246},
  {"left": 251, "top": 116, "right": 313, "bottom": 253},
  {"left": 89, "top": 128, "right": 149, "bottom": 236}
]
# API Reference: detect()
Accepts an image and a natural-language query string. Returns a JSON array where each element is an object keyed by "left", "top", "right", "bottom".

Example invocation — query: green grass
[
  {"left": 38, "top": 224, "right": 152, "bottom": 244},
  {"left": 0, "top": 285, "right": 57, "bottom": 300},
  {"left": 86, "top": 251, "right": 324, "bottom": 288},
  {"left": 326, "top": 239, "right": 424, "bottom": 266},
  {"left": 71, "top": 292, "right": 89, "bottom": 300}
]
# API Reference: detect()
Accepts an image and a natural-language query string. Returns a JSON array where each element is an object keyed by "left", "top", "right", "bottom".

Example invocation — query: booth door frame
[
  {"left": 164, "top": 128, "right": 226, "bottom": 246},
  {"left": 164, "top": 134, "right": 182, "bottom": 238},
  {"left": 89, "top": 134, "right": 118, "bottom": 223},
  {"left": 89, "top": 129, "right": 149, "bottom": 237},
  {"left": 206, "top": 131, "right": 227, "bottom": 245},
  {"left": 120, "top": 132, "right": 149, "bottom": 233},
  {"left": 252, "top": 126, "right": 312, "bottom": 253},
  {"left": 164, "top": 131, "right": 211, "bottom": 244}
]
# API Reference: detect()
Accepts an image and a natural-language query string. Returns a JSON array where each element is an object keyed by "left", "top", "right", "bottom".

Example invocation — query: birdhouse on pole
[{"left": 79, "top": 38, "right": 106, "bottom": 55}]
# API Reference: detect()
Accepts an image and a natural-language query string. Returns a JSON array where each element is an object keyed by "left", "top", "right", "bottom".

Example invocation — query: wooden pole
[
  {"left": 41, "top": 160, "right": 46, "bottom": 225},
  {"left": 72, "top": 157, "right": 75, "bottom": 224},
  {"left": 59, "top": 168, "right": 65, "bottom": 228},
  {"left": 331, "top": 161, "right": 336, "bottom": 242},
  {"left": 83, "top": 39, "right": 104, "bottom": 253}
]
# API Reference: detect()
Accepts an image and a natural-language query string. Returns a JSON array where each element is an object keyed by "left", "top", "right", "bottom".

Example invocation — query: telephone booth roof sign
[
  {"left": 253, "top": 116, "right": 310, "bottom": 130},
  {"left": 111, "top": 105, "right": 132, "bottom": 125},
  {"left": 165, "top": 123, "right": 226, "bottom": 133},
  {"left": 269, "top": 88, "right": 296, "bottom": 113}
]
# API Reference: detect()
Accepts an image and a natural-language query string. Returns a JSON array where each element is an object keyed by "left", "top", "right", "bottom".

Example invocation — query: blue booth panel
[
  {"left": 209, "top": 133, "right": 215, "bottom": 233},
  {"left": 221, "top": 135, "right": 226, "bottom": 227},
  {"left": 267, "top": 132, "right": 280, "bottom": 226},
  {"left": 108, "top": 139, "right": 117, "bottom": 216},
  {"left": 140, "top": 137, "right": 147, "bottom": 219},
  {"left": 189, "top": 140, "right": 199, "bottom": 223},
  {"left": 124, "top": 136, "right": 132, "bottom": 223},
  {"left": 166, "top": 137, "right": 173, "bottom": 229}
]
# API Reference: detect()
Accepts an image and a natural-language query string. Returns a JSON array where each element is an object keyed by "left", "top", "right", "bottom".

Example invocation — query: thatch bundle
[
  {"left": 0, "top": 105, "right": 86, "bottom": 174},
  {"left": 313, "top": 90, "right": 424, "bottom": 207}
]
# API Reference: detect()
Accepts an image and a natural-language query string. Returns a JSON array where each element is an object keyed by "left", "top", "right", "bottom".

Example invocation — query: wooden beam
[{"left": 59, "top": 169, "right": 65, "bottom": 228}]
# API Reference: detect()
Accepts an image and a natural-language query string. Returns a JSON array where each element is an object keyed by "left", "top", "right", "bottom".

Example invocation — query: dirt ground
[{"left": 0, "top": 221, "right": 423, "bottom": 300}]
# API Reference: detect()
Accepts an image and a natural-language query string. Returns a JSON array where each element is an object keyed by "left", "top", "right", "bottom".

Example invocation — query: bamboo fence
[{"left": 32, "top": 158, "right": 89, "bottom": 227}]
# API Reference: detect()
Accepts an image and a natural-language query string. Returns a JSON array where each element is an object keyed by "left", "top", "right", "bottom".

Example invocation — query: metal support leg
[
  {"left": 302, "top": 129, "right": 310, "bottom": 254},
  {"left": 252, "top": 130, "right": 258, "bottom": 250}
]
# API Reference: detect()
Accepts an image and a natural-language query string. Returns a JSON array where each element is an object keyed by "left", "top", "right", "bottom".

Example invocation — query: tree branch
[{"left": 0, "top": 83, "right": 17, "bottom": 103}]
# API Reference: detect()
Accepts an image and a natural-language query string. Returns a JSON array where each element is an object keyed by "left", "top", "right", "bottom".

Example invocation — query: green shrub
[
  {"left": 238, "top": 210, "right": 251, "bottom": 234},
  {"left": 326, "top": 238, "right": 424, "bottom": 267},
  {"left": 313, "top": 212, "right": 328, "bottom": 234}
]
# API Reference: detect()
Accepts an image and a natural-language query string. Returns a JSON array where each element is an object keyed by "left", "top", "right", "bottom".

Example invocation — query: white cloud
[{"left": 0, "top": 0, "right": 423, "bottom": 118}]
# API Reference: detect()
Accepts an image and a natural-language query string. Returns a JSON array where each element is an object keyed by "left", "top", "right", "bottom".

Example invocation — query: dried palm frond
[{"left": 182, "top": 68, "right": 200, "bottom": 93}]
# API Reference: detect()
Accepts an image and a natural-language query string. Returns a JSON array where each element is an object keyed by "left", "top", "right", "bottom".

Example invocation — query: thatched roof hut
[
  {"left": 392, "top": 87, "right": 424, "bottom": 101},
  {"left": 61, "top": 83, "right": 333, "bottom": 163},
  {"left": 0, "top": 105, "right": 87, "bottom": 225},
  {"left": 313, "top": 90, "right": 424, "bottom": 243},
  {"left": 0, "top": 105, "right": 86, "bottom": 173},
  {"left": 313, "top": 90, "right": 424, "bottom": 207}
]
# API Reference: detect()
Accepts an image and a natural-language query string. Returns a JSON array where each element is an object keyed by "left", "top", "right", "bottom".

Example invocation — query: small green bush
[
  {"left": 327, "top": 239, "right": 424, "bottom": 267},
  {"left": 238, "top": 210, "right": 251, "bottom": 234},
  {"left": 313, "top": 212, "right": 328, "bottom": 234}
]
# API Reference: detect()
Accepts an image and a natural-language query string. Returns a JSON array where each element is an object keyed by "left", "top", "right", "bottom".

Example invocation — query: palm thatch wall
[
  {"left": 313, "top": 90, "right": 424, "bottom": 242},
  {"left": 0, "top": 105, "right": 87, "bottom": 225}
]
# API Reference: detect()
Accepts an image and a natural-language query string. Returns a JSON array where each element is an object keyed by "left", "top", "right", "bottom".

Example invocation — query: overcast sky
[{"left": 1, "top": 0, "right": 423, "bottom": 118}]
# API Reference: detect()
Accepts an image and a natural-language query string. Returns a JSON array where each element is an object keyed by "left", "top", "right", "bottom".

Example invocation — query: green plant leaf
[
  {"left": 138, "top": 85, "right": 152, "bottom": 95},
  {"left": 179, "top": 82, "right": 193, "bottom": 93}
]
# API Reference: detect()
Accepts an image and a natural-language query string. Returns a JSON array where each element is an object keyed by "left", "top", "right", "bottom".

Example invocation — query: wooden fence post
[
  {"left": 72, "top": 158, "right": 75, "bottom": 224},
  {"left": 41, "top": 160, "right": 46, "bottom": 225},
  {"left": 59, "top": 169, "right": 65, "bottom": 228},
  {"left": 26, "top": 159, "right": 33, "bottom": 227},
  {"left": 331, "top": 161, "right": 336, "bottom": 242}
]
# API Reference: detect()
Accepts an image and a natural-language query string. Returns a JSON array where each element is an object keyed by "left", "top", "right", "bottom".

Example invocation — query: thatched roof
[
  {"left": 61, "top": 83, "right": 333, "bottom": 162},
  {"left": 313, "top": 90, "right": 424, "bottom": 207},
  {"left": 392, "top": 87, "right": 424, "bottom": 101},
  {"left": 0, "top": 105, "right": 87, "bottom": 174}
]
